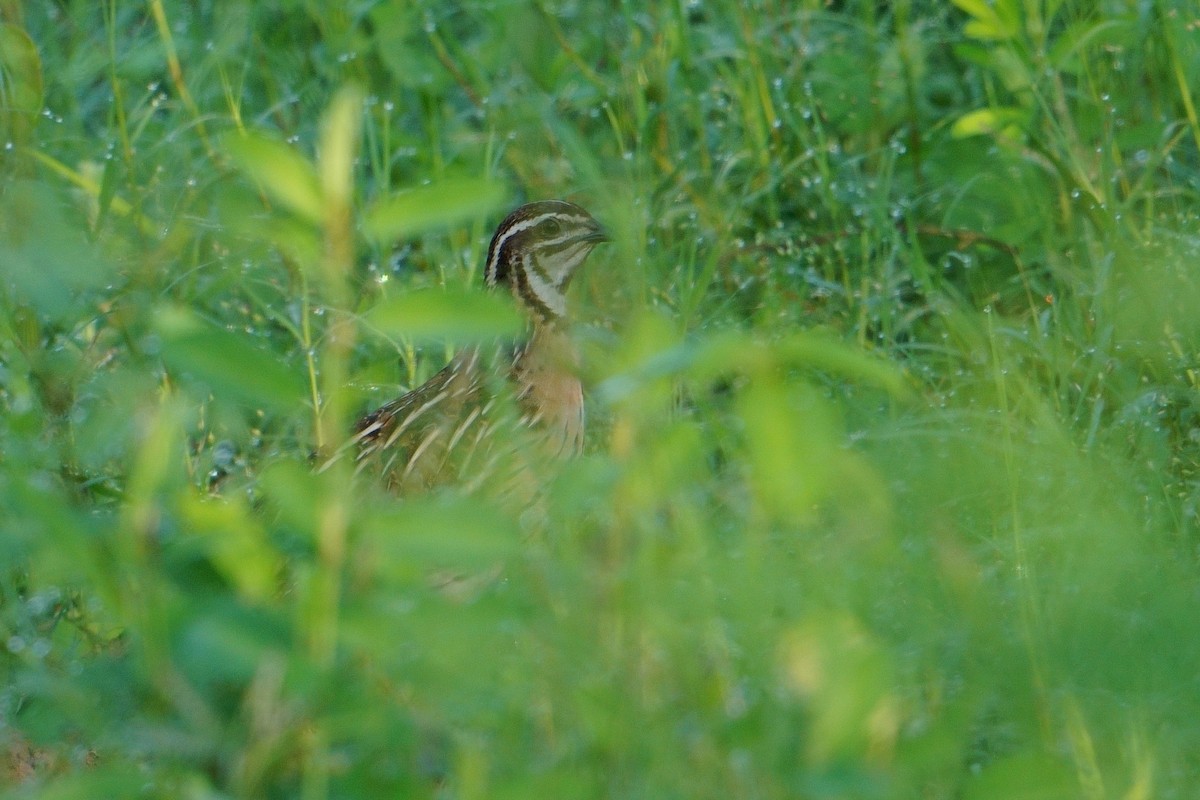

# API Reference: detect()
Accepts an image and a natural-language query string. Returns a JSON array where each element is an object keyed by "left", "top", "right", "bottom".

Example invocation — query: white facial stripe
[
  {"left": 537, "top": 224, "right": 594, "bottom": 250},
  {"left": 485, "top": 246, "right": 501, "bottom": 283},
  {"left": 485, "top": 217, "right": 535, "bottom": 283},
  {"left": 498, "top": 211, "right": 582, "bottom": 245},
  {"left": 513, "top": 212, "right": 591, "bottom": 238},
  {"left": 523, "top": 259, "right": 567, "bottom": 318}
]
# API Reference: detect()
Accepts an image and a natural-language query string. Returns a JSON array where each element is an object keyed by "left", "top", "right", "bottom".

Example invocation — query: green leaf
[
  {"left": 156, "top": 307, "right": 306, "bottom": 411},
  {"left": 674, "top": 329, "right": 912, "bottom": 398},
  {"left": 0, "top": 181, "right": 114, "bottom": 322},
  {"left": 215, "top": 181, "right": 322, "bottom": 270},
  {"left": 176, "top": 605, "right": 285, "bottom": 686},
  {"left": 363, "top": 178, "right": 507, "bottom": 244},
  {"left": 27, "top": 763, "right": 147, "bottom": 800},
  {"left": 1048, "top": 19, "right": 1133, "bottom": 73},
  {"left": 738, "top": 376, "right": 838, "bottom": 520},
  {"left": 964, "top": 751, "right": 1077, "bottom": 799},
  {"left": 0, "top": 24, "right": 43, "bottom": 148},
  {"left": 951, "top": 106, "right": 1028, "bottom": 139},
  {"left": 221, "top": 131, "right": 323, "bottom": 223},
  {"left": 258, "top": 458, "right": 323, "bottom": 535},
  {"left": 319, "top": 85, "right": 364, "bottom": 206},
  {"left": 360, "top": 495, "right": 519, "bottom": 573},
  {"left": 365, "top": 287, "right": 524, "bottom": 343},
  {"left": 778, "top": 615, "right": 896, "bottom": 764},
  {"left": 951, "top": 0, "right": 1020, "bottom": 40},
  {"left": 178, "top": 490, "right": 281, "bottom": 602},
  {"left": 774, "top": 331, "right": 914, "bottom": 399}
]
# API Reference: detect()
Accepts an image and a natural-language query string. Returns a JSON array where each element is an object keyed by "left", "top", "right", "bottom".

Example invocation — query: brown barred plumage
[{"left": 349, "top": 200, "right": 606, "bottom": 491}]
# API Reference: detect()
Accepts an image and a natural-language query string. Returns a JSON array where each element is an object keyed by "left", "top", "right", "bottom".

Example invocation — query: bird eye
[{"left": 542, "top": 218, "right": 562, "bottom": 235}]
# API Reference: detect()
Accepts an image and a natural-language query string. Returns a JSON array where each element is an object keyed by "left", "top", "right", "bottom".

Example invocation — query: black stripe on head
[{"left": 513, "top": 252, "right": 559, "bottom": 322}]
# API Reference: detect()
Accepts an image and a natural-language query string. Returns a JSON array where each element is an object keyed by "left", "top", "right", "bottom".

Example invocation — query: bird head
[{"left": 484, "top": 200, "right": 608, "bottom": 323}]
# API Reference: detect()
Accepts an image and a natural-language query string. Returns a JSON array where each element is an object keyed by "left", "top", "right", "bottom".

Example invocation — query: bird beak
[{"left": 582, "top": 226, "right": 609, "bottom": 244}]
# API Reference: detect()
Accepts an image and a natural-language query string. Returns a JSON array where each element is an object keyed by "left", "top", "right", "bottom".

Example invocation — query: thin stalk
[{"left": 147, "top": 0, "right": 215, "bottom": 156}]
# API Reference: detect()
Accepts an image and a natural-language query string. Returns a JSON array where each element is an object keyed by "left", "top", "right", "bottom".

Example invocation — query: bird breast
[{"left": 512, "top": 326, "right": 585, "bottom": 457}]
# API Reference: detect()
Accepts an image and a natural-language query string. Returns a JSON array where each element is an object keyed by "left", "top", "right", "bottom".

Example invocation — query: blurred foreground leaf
[
  {"left": 771, "top": 331, "right": 915, "bottom": 398},
  {"left": 951, "top": 106, "right": 1028, "bottom": 140},
  {"left": 0, "top": 24, "right": 43, "bottom": 149},
  {"left": 176, "top": 602, "right": 288, "bottom": 687},
  {"left": 221, "top": 131, "right": 323, "bottom": 223},
  {"left": 0, "top": 181, "right": 113, "bottom": 321},
  {"left": 599, "top": 328, "right": 913, "bottom": 402},
  {"left": 318, "top": 85, "right": 364, "bottom": 209},
  {"left": 178, "top": 489, "right": 281, "bottom": 602},
  {"left": 363, "top": 178, "right": 507, "bottom": 244},
  {"left": 963, "top": 751, "right": 1077, "bottom": 799},
  {"left": 778, "top": 614, "right": 897, "bottom": 765},
  {"left": 258, "top": 458, "right": 324, "bottom": 535},
  {"left": 365, "top": 288, "right": 523, "bottom": 343},
  {"left": 360, "top": 495, "right": 520, "bottom": 575},
  {"left": 156, "top": 307, "right": 305, "bottom": 411},
  {"left": 33, "top": 763, "right": 147, "bottom": 800},
  {"left": 951, "top": 0, "right": 1020, "bottom": 41}
]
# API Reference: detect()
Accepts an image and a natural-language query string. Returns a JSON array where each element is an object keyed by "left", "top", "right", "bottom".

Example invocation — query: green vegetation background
[{"left": 1, "top": 0, "right": 1198, "bottom": 797}]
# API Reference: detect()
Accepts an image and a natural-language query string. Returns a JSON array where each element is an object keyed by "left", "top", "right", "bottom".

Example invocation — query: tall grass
[{"left": 1, "top": 1, "right": 1198, "bottom": 797}]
